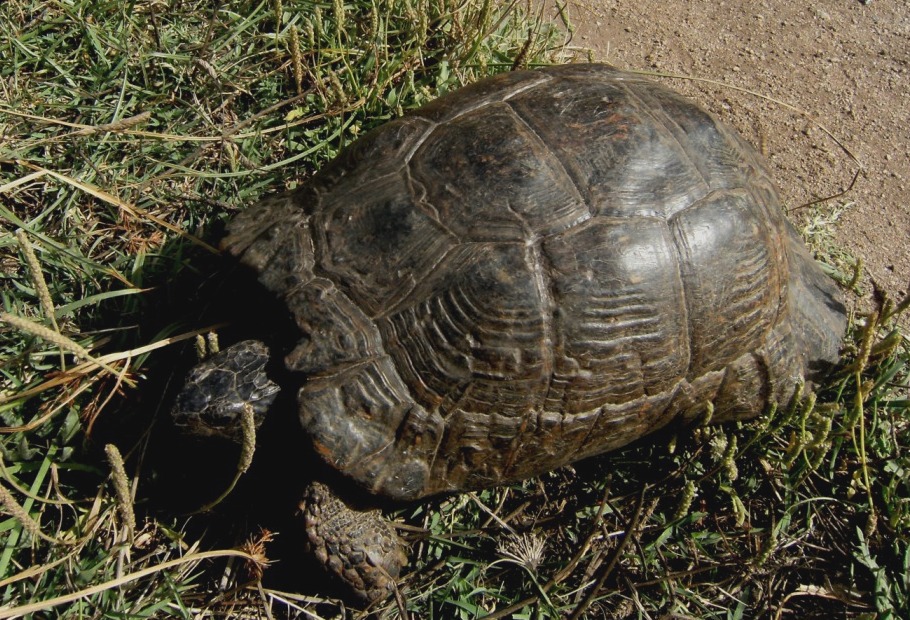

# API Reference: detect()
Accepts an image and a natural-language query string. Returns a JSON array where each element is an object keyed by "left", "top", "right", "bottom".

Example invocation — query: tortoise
[{"left": 170, "top": 63, "right": 846, "bottom": 602}]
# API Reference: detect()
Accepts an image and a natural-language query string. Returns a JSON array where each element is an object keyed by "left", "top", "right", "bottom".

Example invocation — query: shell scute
[{"left": 222, "top": 64, "right": 845, "bottom": 500}]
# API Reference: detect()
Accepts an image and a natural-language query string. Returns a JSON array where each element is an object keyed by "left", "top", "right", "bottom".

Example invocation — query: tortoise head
[{"left": 171, "top": 340, "right": 280, "bottom": 441}]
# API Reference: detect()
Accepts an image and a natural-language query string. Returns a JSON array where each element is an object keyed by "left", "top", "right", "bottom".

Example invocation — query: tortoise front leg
[{"left": 301, "top": 480, "right": 407, "bottom": 603}]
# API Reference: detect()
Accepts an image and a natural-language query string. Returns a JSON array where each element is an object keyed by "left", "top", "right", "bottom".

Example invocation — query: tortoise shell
[{"left": 223, "top": 64, "right": 845, "bottom": 501}]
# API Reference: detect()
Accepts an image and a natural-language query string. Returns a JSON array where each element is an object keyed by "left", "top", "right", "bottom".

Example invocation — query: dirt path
[{"left": 549, "top": 0, "right": 909, "bottom": 307}]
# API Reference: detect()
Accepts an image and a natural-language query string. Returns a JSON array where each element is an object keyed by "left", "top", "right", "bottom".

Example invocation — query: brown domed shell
[{"left": 223, "top": 64, "right": 845, "bottom": 501}]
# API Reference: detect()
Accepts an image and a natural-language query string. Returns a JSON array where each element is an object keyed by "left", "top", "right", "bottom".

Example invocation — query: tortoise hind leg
[
  {"left": 782, "top": 221, "right": 847, "bottom": 382},
  {"left": 301, "top": 481, "right": 407, "bottom": 603}
]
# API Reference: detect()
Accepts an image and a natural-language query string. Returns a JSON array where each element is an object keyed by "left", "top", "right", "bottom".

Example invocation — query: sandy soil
[{"left": 547, "top": 0, "right": 909, "bottom": 308}]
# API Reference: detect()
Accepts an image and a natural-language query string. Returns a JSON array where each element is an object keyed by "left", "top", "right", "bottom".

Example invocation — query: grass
[{"left": 0, "top": 0, "right": 908, "bottom": 618}]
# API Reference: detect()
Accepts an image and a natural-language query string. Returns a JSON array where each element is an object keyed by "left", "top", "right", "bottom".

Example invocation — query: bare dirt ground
[{"left": 548, "top": 0, "right": 909, "bottom": 309}]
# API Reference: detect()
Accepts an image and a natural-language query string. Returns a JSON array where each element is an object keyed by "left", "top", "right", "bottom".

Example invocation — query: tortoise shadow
[{"left": 87, "top": 221, "right": 355, "bottom": 597}]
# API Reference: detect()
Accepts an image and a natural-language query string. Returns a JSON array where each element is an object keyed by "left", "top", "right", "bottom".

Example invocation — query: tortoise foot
[{"left": 301, "top": 481, "right": 406, "bottom": 603}]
